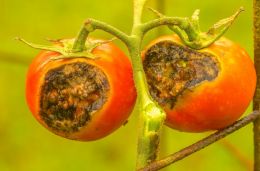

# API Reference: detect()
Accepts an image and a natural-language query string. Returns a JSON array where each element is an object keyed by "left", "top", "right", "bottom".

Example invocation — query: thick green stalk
[
  {"left": 72, "top": 26, "right": 89, "bottom": 52},
  {"left": 133, "top": 0, "right": 147, "bottom": 26},
  {"left": 84, "top": 19, "right": 130, "bottom": 45},
  {"left": 129, "top": 34, "right": 166, "bottom": 171},
  {"left": 130, "top": 0, "right": 166, "bottom": 169},
  {"left": 139, "top": 111, "right": 260, "bottom": 171},
  {"left": 254, "top": 0, "right": 260, "bottom": 171}
]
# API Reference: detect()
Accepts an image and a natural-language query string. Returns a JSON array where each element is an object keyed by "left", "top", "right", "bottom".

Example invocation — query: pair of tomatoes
[{"left": 26, "top": 35, "right": 256, "bottom": 141}]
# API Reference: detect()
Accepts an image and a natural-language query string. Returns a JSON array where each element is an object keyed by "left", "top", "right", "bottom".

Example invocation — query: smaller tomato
[
  {"left": 26, "top": 39, "right": 136, "bottom": 141},
  {"left": 142, "top": 35, "right": 256, "bottom": 132}
]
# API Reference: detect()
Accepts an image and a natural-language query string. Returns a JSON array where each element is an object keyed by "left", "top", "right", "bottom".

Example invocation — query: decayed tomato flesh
[
  {"left": 26, "top": 41, "right": 136, "bottom": 140},
  {"left": 143, "top": 35, "right": 256, "bottom": 132},
  {"left": 40, "top": 61, "right": 110, "bottom": 134}
]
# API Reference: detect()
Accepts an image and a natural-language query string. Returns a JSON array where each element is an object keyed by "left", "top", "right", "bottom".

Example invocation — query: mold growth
[
  {"left": 143, "top": 41, "right": 219, "bottom": 109},
  {"left": 40, "top": 62, "right": 110, "bottom": 134}
]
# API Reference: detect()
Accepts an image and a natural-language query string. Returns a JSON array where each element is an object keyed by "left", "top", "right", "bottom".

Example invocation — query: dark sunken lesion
[
  {"left": 143, "top": 41, "right": 220, "bottom": 109},
  {"left": 40, "top": 62, "right": 109, "bottom": 134}
]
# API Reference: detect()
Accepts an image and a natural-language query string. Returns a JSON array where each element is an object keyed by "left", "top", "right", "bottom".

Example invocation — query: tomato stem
[
  {"left": 133, "top": 0, "right": 147, "bottom": 26},
  {"left": 142, "top": 7, "right": 244, "bottom": 49},
  {"left": 132, "top": 71, "right": 166, "bottom": 168},
  {"left": 72, "top": 25, "right": 90, "bottom": 52},
  {"left": 83, "top": 19, "right": 130, "bottom": 46},
  {"left": 130, "top": 1, "right": 167, "bottom": 169},
  {"left": 138, "top": 111, "right": 260, "bottom": 171}
]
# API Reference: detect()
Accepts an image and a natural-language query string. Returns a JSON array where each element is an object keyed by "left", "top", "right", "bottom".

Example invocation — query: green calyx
[
  {"left": 16, "top": 24, "right": 114, "bottom": 60},
  {"left": 150, "top": 7, "right": 244, "bottom": 50},
  {"left": 16, "top": 38, "right": 97, "bottom": 60}
]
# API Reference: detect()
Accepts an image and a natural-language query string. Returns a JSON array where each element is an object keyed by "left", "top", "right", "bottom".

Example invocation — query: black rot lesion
[
  {"left": 143, "top": 41, "right": 220, "bottom": 109},
  {"left": 40, "top": 62, "right": 110, "bottom": 134}
]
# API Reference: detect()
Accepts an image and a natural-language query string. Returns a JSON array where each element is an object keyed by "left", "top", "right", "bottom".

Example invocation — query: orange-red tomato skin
[
  {"left": 143, "top": 35, "right": 256, "bottom": 132},
  {"left": 26, "top": 40, "right": 136, "bottom": 140}
]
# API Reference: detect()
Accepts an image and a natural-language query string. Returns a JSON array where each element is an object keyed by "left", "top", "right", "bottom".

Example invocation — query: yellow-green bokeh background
[{"left": 0, "top": 0, "right": 255, "bottom": 171}]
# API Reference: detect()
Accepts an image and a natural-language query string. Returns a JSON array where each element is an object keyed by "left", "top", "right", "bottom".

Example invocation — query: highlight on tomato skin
[
  {"left": 142, "top": 34, "right": 257, "bottom": 132},
  {"left": 25, "top": 39, "right": 137, "bottom": 141}
]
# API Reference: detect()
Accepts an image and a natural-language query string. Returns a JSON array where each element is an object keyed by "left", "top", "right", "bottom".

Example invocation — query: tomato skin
[
  {"left": 143, "top": 35, "right": 256, "bottom": 132},
  {"left": 26, "top": 40, "right": 136, "bottom": 141}
]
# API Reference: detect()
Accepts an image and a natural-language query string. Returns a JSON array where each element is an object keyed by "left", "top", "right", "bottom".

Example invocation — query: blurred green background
[{"left": 0, "top": 0, "right": 255, "bottom": 171}]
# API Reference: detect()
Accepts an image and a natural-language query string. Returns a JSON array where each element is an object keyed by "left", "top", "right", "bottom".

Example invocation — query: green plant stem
[
  {"left": 72, "top": 26, "right": 90, "bottom": 52},
  {"left": 139, "top": 111, "right": 260, "bottom": 171},
  {"left": 253, "top": 0, "right": 260, "bottom": 171},
  {"left": 71, "top": 19, "right": 130, "bottom": 48},
  {"left": 143, "top": 7, "right": 243, "bottom": 49},
  {"left": 141, "top": 16, "right": 189, "bottom": 34},
  {"left": 84, "top": 19, "right": 130, "bottom": 45},
  {"left": 141, "top": 8, "right": 242, "bottom": 35},
  {"left": 128, "top": 42, "right": 166, "bottom": 169},
  {"left": 130, "top": 0, "right": 166, "bottom": 169},
  {"left": 133, "top": 0, "right": 147, "bottom": 26}
]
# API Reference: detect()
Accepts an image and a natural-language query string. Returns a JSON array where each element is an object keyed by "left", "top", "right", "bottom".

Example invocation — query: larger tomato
[
  {"left": 26, "top": 39, "right": 136, "bottom": 141},
  {"left": 142, "top": 35, "right": 256, "bottom": 132}
]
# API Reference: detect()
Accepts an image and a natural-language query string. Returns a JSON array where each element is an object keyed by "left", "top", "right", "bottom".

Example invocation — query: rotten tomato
[
  {"left": 142, "top": 35, "right": 256, "bottom": 132},
  {"left": 26, "top": 39, "right": 136, "bottom": 141}
]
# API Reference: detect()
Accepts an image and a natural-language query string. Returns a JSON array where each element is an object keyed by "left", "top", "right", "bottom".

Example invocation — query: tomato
[
  {"left": 142, "top": 35, "right": 256, "bottom": 132},
  {"left": 26, "top": 39, "right": 136, "bottom": 141}
]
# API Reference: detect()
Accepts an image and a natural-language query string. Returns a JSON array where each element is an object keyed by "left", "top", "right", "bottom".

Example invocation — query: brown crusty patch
[{"left": 143, "top": 41, "right": 219, "bottom": 109}]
